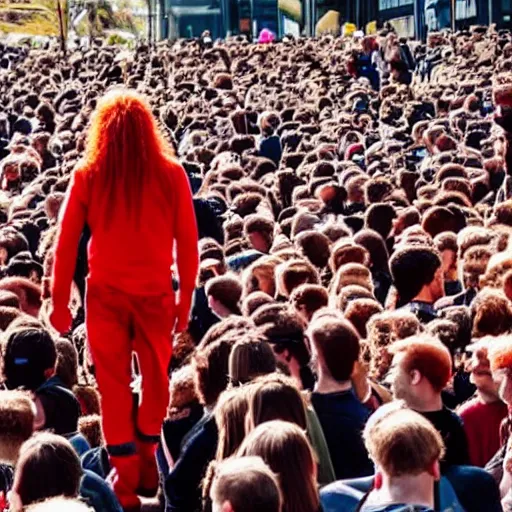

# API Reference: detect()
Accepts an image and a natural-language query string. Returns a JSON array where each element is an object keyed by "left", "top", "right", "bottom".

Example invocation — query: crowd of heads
[{"left": 0, "top": 21, "right": 511, "bottom": 512}]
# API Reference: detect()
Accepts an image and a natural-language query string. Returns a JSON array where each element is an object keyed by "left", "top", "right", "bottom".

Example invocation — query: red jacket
[{"left": 52, "top": 159, "right": 199, "bottom": 309}]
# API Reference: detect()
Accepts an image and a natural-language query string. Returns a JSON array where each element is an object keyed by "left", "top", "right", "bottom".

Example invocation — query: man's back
[
  {"left": 312, "top": 389, "right": 373, "bottom": 479},
  {"left": 420, "top": 407, "right": 470, "bottom": 467}
]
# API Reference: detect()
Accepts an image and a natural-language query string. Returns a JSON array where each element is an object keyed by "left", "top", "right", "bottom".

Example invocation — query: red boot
[
  {"left": 108, "top": 453, "right": 142, "bottom": 511},
  {"left": 136, "top": 439, "right": 159, "bottom": 497}
]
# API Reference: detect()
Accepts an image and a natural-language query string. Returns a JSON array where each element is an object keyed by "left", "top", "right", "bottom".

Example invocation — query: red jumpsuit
[{"left": 51, "top": 160, "right": 198, "bottom": 510}]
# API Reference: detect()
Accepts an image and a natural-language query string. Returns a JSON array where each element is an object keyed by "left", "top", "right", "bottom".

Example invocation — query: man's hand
[{"left": 49, "top": 305, "right": 72, "bottom": 334}]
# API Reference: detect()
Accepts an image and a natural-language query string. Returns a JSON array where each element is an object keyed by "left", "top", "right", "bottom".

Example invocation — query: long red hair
[{"left": 82, "top": 89, "right": 174, "bottom": 224}]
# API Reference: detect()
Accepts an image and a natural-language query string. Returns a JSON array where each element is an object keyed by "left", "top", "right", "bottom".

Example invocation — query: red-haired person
[
  {"left": 387, "top": 335, "right": 470, "bottom": 467},
  {"left": 488, "top": 337, "right": 512, "bottom": 508},
  {"left": 50, "top": 90, "right": 199, "bottom": 511}
]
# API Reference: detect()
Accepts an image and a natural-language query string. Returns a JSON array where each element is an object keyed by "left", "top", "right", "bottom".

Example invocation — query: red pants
[{"left": 86, "top": 281, "right": 174, "bottom": 509}]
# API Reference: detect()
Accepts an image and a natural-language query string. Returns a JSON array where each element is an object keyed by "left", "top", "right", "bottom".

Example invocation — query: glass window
[{"left": 455, "top": 0, "right": 476, "bottom": 19}]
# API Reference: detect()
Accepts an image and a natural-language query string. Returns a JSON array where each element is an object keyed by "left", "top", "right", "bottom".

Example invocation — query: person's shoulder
[
  {"left": 457, "top": 396, "right": 483, "bottom": 417},
  {"left": 443, "top": 406, "right": 465, "bottom": 427}
]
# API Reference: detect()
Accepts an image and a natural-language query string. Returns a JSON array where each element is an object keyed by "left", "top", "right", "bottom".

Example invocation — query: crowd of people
[{"left": 0, "top": 21, "right": 511, "bottom": 512}]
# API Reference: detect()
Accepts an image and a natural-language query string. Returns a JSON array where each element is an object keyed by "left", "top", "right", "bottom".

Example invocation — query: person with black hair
[
  {"left": 3, "top": 327, "right": 81, "bottom": 436},
  {"left": 390, "top": 245, "right": 445, "bottom": 324}
]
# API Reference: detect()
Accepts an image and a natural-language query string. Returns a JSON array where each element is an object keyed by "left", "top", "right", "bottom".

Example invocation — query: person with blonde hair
[
  {"left": 238, "top": 420, "right": 320, "bottom": 512},
  {"left": 50, "top": 89, "right": 199, "bottom": 510}
]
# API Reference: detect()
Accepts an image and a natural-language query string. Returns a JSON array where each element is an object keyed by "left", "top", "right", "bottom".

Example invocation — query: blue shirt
[
  {"left": 259, "top": 135, "right": 282, "bottom": 165},
  {"left": 312, "top": 389, "right": 373, "bottom": 480}
]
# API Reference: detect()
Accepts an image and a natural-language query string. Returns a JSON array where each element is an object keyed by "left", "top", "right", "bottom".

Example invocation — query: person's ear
[
  {"left": 44, "top": 367, "right": 55, "bottom": 380},
  {"left": 284, "top": 348, "right": 292, "bottom": 363},
  {"left": 221, "top": 500, "right": 235, "bottom": 512},
  {"left": 374, "top": 471, "right": 383, "bottom": 489},
  {"left": 410, "top": 369, "right": 422, "bottom": 386},
  {"left": 428, "top": 460, "right": 441, "bottom": 481}
]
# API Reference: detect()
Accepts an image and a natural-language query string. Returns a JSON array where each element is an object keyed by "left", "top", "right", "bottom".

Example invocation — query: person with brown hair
[
  {"left": 434, "top": 232, "right": 462, "bottom": 297},
  {"left": 244, "top": 215, "right": 275, "bottom": 254},
  {"left": 358, "top": 404, "right": 445, "bottom": 511},
  {"left": 289, "top": 284, "right": 329, "bottom": 325},
  {"left": 0, "top": 390, "right": 35, "bottom": 465},
  {"left": 0, "top": 277, "right": 42, "bottom": 318},
  {"left": 228, "top": 335, "right": 276, "bottom": 385},
  {"left": 209, "top": 456, "right": 282, "bottom": 512},
  {"left": 330, "top": 263, "right": 374, "bottom": 296},
  {"left": 242, "top": 291, "right": 274, "bottom": 317},
  {"left": 258, "top": 312, "right": 314, "bottom": 391},
  {"left": 238, "top": 420, "right": 320, "bottom": 512},
  {"left": 164, "top": 335, "right": 236, "bottom": 512},
  {"left": 205, "top": 275, "right": 243, "bottom": 318},
  {"left": 388, "top": 334, "right": 470, "bottom": 467},
  {"left": 329, "top": 241, "right": 369, "bottom": 273},
  {"left": 9, "top": 433, "right": 83, "bottom": 511},
  {"left": 294, "top": 231, "right": 331, "bottom": 270},
  {"left": 214, "top": 387, "right": 250, "bottom": 461},
  {"left": 471, "top": 289, "right": 512, "bottom": 339},
  {"left": 354, "top": 229, "right": 392, "bottom": 305},
  {"left": 344, "top": 298, "right": 383, "bottom": 339},
  {"left": 78, "top": 414, "right": 104, "bottom": 449},
  {"left": 366, "top": 309, "right": 421, "bottom": 382},
  {"left": 437, "top": 244, "right": 492, "bottom": 309},
  {"left": 54, "top": 338, "right": 79, "bottom": 389},
  {"left": 308, "top": 316, "right": 373, "bottom": 479},
  {"left": 275, "top": 259, "right": 320, "bottom": 298},
  {"left": 245, "top": 373, "right": 307, "bottom": 432},
  {"left": 242, "top": 256, "right": 282, "bottom": 298}
]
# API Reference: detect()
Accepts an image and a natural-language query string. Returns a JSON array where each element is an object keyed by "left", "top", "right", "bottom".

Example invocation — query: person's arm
[
  {"left": 50, "top": 170, "right": 87, "bottom": 333},
  {"left": 172, "top": 161, "right": 199, "bottom": 333}
]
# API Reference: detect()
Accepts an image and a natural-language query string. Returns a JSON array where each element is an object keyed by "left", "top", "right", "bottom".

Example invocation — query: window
[
  {"left": 455, "top": 0, "right": 476, "bottom": 19},
  {"left": 379, "top": 0, "right": 412, "bottom": 10}
]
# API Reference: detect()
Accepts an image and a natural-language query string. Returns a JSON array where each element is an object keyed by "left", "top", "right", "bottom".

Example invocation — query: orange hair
[
  {"left": 82, "top": 89, "right": 174, "bottom": 226},
  {"left": 389, "top": 335, "right": 452, "bottom": 392},
  {"left": 489, "top": 336, "right": 512, "bottom": 371}
]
